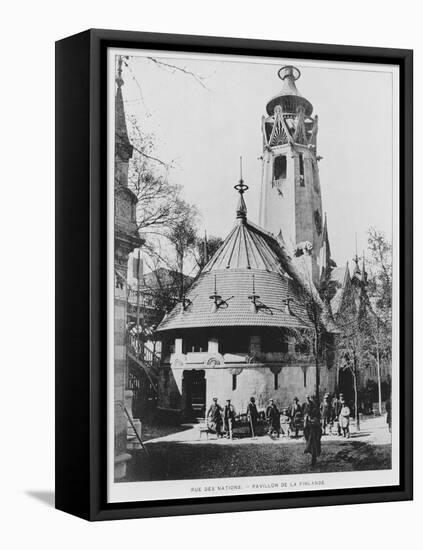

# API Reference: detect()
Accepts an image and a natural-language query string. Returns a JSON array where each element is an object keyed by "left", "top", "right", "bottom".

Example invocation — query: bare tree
[
  {"left": 336, "top": 278, "right": 375, "bottom": 431},
  {"left": 127, "top": 120, "right": 185, "bottom": 235},
  {"left": 365, "top": 228, "right": 392, "bottom": 414}
]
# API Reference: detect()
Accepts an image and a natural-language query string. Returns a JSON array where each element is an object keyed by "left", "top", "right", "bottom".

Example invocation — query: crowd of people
[{"left": 206, "top": 393, "right": 353, "bottom": 466}]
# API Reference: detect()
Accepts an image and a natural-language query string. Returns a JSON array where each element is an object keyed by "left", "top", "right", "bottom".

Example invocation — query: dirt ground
[{"left": 122, "top": 415, "right": 392, "bottom": 482}]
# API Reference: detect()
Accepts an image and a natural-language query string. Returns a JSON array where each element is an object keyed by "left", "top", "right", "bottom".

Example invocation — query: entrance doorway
[
  {"left": 338, "top": 367, "right": 354, "bottom": 408},
  {"left": 182, "top": 370, "right": 206, "bottom": 421}
]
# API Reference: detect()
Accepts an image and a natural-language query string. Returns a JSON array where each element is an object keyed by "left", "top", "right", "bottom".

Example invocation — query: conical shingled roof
[
  {"left": 202, "top": 219, "right": 284, "bottom": 274},
  {"left": 157, "top": 268, "right": 310, "bottom": 330},
  {"left": 157, "top": 182, "right": 312, "bottom": 332}
]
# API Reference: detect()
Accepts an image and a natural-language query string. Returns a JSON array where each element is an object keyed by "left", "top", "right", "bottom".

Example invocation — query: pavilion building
[{"left": 156, "top": 178, "right": 337, "bottom": 419}]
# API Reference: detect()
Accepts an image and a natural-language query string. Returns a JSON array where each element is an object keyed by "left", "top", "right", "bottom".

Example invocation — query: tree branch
[{"left": 146, "top": 57, "right": 210, "bottom": 90}]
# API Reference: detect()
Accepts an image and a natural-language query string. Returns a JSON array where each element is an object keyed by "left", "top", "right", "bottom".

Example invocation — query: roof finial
[
  {"left": 352, "top": 233, "right": 361, "bottom": 278},
  {"left": 234, "top": 156, "right": 249, "bottom": 221},
  {"left": 278, "top": 65, "right": 301, "bottom": 82},
  {"left": 353, "top": 233, "right": 360, "bottom": 264}
]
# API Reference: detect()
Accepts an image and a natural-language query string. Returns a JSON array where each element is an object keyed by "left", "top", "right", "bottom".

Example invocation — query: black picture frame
[{"left": 55, "top": 28, "right": 413, "bottom": 521}]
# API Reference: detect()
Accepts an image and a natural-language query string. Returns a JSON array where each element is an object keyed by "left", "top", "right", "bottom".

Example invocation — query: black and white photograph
[
  {"left": 1, "top": 0, "right": 419, "bottom": 542},
  {"left": 108, "top": 48, "right": 399, "bottom": 503}
]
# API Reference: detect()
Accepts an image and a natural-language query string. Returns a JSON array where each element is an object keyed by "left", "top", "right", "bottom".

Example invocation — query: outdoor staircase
[
  {"left": 126, "top": 335, "right": 161, "bottom": 395},
  {"left": 126, "top": 417, "right": 143, "bottom": 451}
]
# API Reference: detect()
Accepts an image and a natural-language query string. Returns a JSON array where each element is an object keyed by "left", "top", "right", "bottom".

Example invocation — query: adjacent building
[{"left": 113, "top": 57, "right": 142, "bottom": 478}]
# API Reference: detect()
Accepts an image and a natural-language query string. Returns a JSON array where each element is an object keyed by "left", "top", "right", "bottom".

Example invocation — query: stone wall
[{"left": 158, "top": 363, "right": 336, "bottom": 417}]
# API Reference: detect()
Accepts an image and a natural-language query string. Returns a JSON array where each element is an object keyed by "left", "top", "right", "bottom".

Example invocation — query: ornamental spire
[
  {"left": 352, "top": 234, "right": 362, "bottom": 283},
  {"left": 234, "top": 156, "right": 248, "bottom": 221}
]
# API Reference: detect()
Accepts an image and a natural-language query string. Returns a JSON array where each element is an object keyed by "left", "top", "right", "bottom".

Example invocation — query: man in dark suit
[
  {"left": 246, "top": 396, "right": 259, "bottom": 437},
  {"left": 223, "top": 399, "right": 236, "bottom": 439},
  {"left": 288, "top": 396, "right": 303, "bottom": 437}
]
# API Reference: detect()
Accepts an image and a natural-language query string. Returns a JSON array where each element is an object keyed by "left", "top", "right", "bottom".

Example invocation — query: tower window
[
  {"left": 274, "top": 372, "right": 279, "bottom": 390},
  {"left": 273, "top": 155, "right": 287, "bottom": 180},
  {"left": 232, "top": 374, "right": 237, "bottom": 391},
  {"left": 299, "top": 153, "right": 305, "bottom": 186},
  {"left": 314, "top": 210, "right": 322, "bottom": 235}
]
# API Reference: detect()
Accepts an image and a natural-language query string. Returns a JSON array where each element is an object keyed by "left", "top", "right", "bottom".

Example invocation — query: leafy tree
[
  {"left": 194, "top": 234, "right": 224, "bottom": 271},
  {"left": 166, "top": 200, "right": 199, "bottom": 299}
]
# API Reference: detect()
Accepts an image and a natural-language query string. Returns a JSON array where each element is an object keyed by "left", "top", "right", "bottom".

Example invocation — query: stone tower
[{"left": 258, "top": 66, "right": 324, "bottom": 285}]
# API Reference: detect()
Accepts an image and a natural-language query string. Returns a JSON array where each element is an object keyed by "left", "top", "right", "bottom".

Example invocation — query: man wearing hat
[
  {"left": 332, "top": 393, "right": 344, "bottom": 435},
  {"left": 320, "top": 393, "right": 332, "bottom": 435},
  {"left": 288, "top": 396, "right": 303, "bottom": 438},
  {"left": 223, "top": 399, "right": 236, "bottom": 439},
  {"left": 246, "top": 396, "right": 259, "bottom": 438},
  {"left": 207, "top": 397, "right": 223, "bottom": 437}
]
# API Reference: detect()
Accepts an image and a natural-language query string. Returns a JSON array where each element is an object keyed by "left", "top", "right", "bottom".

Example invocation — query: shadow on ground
[
  {"left": 122, "top": 438, "right": 392, "bottom": 482},
  {"left": 141, "top": 422, "right": 192, "bottom": 442}
]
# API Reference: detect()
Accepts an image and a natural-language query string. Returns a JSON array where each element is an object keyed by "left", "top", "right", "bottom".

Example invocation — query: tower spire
[
  {"left": 234, "top": 156, "right": 249, "bottom": 221},
  {"left": 115, "top": 55, "right": 133, "bottom": 184},
  {"left": 352, "top": 233, "right": 362, "bottom": 282}
]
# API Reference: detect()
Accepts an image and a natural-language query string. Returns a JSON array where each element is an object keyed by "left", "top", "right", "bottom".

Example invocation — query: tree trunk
[
  {"left": 315, "top": 357, "right": 320, "bottom": 404},
  {"left": 314, "top": 333, "right": 320, "bottom": 404},
  {"left": 376, "top": 327, "right": 382, "bottom": 415},
  {"left": 353, "top": 366, "right": 360, "bottom": 431},
  {"left": 178, "top": 253, "right": 184, "bottom": 300},
  {"left": 376, "top": 349, "right": 382, "bottom": 416}
]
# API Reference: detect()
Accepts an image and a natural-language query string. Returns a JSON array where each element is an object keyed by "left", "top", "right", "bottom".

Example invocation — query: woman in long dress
[
  {"left": 339, "top": 400, "right": 351, "bottom": 438},
  {"left": 303, "top": 399, "right": 322, "bottom": 466}
]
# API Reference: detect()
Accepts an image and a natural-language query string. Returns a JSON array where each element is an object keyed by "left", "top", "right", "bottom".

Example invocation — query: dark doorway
[
  {"left": 182, "top": 370, "right": 206, "bottom": 421},
  {"left": 338, "top": 367, "right": 354, "bottom": 408}
]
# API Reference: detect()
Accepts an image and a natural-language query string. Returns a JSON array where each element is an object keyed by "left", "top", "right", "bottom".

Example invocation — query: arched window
[
  {"left": 274, "top": 371, "right": 279, "bottom": 390},
  {"left": 273, "top": 155, "right": 287, "bottom": 180},
  {"left": 299, "top": 153, "right": 305, "bottom": 186},
  {"left": 232, "top": 374, "right": 237, "bottom": 391}
]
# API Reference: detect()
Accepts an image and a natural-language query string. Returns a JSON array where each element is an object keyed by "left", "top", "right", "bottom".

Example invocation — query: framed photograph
[{"left": 55, "top": 29, "right": 413, "bottom": 521}]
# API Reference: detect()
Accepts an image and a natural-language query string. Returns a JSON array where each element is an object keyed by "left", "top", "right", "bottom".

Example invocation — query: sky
[{"left": 117, "top": 50, "right": 396, "bottom": 268}]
